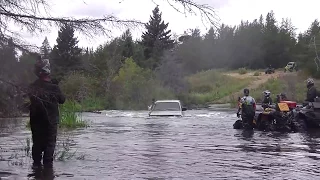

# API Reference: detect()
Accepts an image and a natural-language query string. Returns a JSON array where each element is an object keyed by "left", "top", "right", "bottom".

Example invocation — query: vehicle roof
[
  {"left": 288, "top": 62, "right": 295, "bottom": 63},
  {"left": 155, "top": 100, "right": 181, "bottom": 103}
]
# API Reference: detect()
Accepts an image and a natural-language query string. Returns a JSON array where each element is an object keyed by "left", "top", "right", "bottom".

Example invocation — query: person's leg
[
  {"left": 242, "top": 116, "right": 253, "bottom": 130},
  {"left": 30, "top": 120, "right": 43, "bottom": 166},
  {"left": 43, "top": 121, "right": 58, "bottom": 167}
]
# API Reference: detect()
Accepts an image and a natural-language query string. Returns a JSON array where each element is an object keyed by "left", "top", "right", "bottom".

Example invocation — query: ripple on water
[{"left": 1, "top": 110, "right": 320, "bottom": 179}]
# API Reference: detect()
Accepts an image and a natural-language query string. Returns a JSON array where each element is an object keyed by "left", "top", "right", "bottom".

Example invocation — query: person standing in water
[
  {"left": 237, "top": 88, "right": 256, "bottom": 129},
  {"left": 28, "top": 55, "right": 65, "bottom": 168}
]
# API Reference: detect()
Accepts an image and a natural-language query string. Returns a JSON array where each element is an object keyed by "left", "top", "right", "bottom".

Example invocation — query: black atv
[
  {"left": 295, "top": 99, "right": 320, "bottom": 130},
  {"left": 255, "top": 105, "right": 295, "bottom": 132},
  {"left": 234, "top": 103, "right": 295, "bottom": 132},
  {"left": 265, "top": 67, "right": 275, "bottom": 74}
]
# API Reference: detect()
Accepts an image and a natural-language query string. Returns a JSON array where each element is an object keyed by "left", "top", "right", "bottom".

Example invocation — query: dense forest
[{"left": 1, "top": 6, "right": 320, "bottom": 117}]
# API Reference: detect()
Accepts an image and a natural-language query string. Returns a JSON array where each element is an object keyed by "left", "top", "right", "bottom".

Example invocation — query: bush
[
  {"left": 253, "top": 72, "right": 260, "bottom": 76},
  {"left": 59, "top": 100, "right": 87, "bottom": 129},
  {"left": 112, "top": 58, "right": 175, "bottom": 110},
  {"left": 60, "top": 72, "right": 96, "bottom": 101},
  {"left": 238, "top": 68, "right": 247, "bottom": 74}
]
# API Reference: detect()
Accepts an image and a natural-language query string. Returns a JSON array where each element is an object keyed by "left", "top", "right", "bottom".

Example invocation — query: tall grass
[
  {"left": 59, "top": 100, "right": 87, "bottom": 129},
  {"left": 185, "top": 70, "right": 252, "bottom": 105},
  {"left": 26, "top": 100, "right": 88, "bottom": 129}
]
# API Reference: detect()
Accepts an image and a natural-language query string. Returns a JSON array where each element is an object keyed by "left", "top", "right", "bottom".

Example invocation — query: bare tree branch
[{"left": 0, "top": 0, "right": 219, "bottom": 51}]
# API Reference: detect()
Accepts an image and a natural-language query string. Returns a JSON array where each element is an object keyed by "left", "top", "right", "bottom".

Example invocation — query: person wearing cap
[
  {"left": 28, "top": 55, "right": 65, "bottom": 168},
  {"left": 237, "top": 88, "right": 256, "bottom": 129}
]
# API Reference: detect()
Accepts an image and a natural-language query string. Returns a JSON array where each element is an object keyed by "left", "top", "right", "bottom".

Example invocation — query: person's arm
[
  {"left": 54, "top": 85, "right": 66, "bottom": 104},
  {"left": 306, "top": 87, "right": 317, "bottom": 102}
]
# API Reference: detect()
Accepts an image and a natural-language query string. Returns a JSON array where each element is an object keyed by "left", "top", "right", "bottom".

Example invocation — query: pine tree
[
  {"left": 40, "top": 37, "right": 51, "bottom": 59},
  {"left": 121, "top": 29, "right": 134, "bottom": 59},
  {"left": 50, "top": 24, "right": 82, "bottom": 78},
  {"left": 141, "top": 6, "right": 174, "bottom": 69}
]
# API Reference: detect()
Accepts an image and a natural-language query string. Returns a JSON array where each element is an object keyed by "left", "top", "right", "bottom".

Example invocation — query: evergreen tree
[
  {"left": 141, "top": 6, "right": 174, "bottom": 69},
  {"left": 40, "top": 37, "right": 51, "bottom": 59},
  {"left": 120, "top": 29, "right": 134, "bottom": 59},
  {"left": 50, "top": 24, "right": 82, "bottom": 78}
]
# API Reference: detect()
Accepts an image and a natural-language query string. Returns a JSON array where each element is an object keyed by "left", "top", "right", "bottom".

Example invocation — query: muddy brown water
[{"left": 1, "top": 110, "right": 320, "bottom": 179}]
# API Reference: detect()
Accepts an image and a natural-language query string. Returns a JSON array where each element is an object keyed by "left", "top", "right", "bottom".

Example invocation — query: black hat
[{"left": 244, "top": 88, "right": 249, "bottom": 95}]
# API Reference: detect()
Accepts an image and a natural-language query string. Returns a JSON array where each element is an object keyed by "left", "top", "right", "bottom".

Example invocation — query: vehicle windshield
[
  {"left": 153, "top": 102, "right": 181, "bottom": 111},
  {"left": 287, "top": 63, "right": 293, "bottom": 65}
]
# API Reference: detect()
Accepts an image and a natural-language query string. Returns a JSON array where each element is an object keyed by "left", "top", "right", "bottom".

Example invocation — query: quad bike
[
  {"left": 265, "top": 67, "right": 275, "bottom": 74},
  {"left": 234, "top": 101, "right": 297, "bottom": 132},
  {"left": 255, "top": 102, "right": 295, "bottom": 132},
  {"left": 295, "top": 98, "right": 320, "bottom": 130}
]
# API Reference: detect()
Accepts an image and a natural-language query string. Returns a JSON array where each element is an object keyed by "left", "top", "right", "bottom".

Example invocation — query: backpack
[{"left": 241, "top": 96, "right": 255, "bottom": 117}]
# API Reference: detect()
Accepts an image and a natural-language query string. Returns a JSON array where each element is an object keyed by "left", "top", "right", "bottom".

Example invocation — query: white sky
[{"left": 20, "top": 0, "right": 320, "bottom": 49}]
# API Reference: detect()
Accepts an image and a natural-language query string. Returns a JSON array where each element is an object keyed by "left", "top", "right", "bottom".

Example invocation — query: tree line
[{"left": 1, "top": 6, "right": 320, "bottom": 116}]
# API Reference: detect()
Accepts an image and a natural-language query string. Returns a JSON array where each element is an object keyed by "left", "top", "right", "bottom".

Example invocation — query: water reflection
[{"left": 28, "top": 167, "right": 55, "bottom": 180}]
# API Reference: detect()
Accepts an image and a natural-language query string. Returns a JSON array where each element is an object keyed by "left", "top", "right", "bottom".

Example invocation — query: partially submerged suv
[{"left": 148, "top": 100, "right": 187, "bottom": 117}]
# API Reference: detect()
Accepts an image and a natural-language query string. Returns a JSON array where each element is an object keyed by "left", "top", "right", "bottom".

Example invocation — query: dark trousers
[
  {"left": 242, "top": 115, "right": 254, "bottom": 129},
  {"left": 30, "top": 118, "right": 57, "bottom": 166}
]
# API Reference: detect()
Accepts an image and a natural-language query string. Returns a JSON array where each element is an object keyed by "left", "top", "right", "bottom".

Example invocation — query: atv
[
  {"left": 255, "top": 103, "right": 295, "bottom": 132},
  {"left": 265, "top": 67, "right": 275, "bottom": 74},
  {"left": 284, "top": 62, "right": 298, "bottom": 72},
  {"left": 295, "top": 98, "right": 320, "bottom": 130}
]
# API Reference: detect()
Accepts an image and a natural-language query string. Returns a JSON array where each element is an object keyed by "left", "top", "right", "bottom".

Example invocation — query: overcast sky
[{"left": 22, "top": 0, "right": 320, "bottom": 49}]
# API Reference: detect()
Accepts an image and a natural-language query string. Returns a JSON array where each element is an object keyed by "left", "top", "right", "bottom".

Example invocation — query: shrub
[
  {"left": 112, "top": 58, "right": 174, "bottom": 110},
  {"left": 58, "top": 100, "right": 87, "bottom": 129},
  {"left": 253, "top": 72, "right": 260, "bottom": 76},
  {"left": 238, "top": 68, "right": 247, "bottom": 75},
  {"left": 60, "top": 72, "right": 95, "bottom": 101}
]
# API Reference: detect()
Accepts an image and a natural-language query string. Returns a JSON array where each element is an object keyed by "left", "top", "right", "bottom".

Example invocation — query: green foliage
[
  {"left": 40, "top": 37, "right": 51, "bottom": 59},
  {"left": 251, "top": 75, "right": 307, "bottom": 103},
  {"left": 26, "top": 100, "right": 88, "bottom": 129},
  {"left": 50, "top": 24, "right": 82, "bottom": 79},
  {"left": 185, "top": 70, "right": 252, "bottom": 105},
  {"left": 60, "top": 72, "right": 95, "bottom": 101},
  {"left": 141, "top": 6, "right": 174, "bottom": 68},
  {"left": 238, "top": 68, "right": 248, "bottom": 74},
  {"left": 58, "top": 100, "right": 87, "bottom": 129},
  {"left": 253, "top": 72, "right": 260, "bottom": 76},
  {"left": 112, "top": 58, "right": 174, "bottom": 109}
]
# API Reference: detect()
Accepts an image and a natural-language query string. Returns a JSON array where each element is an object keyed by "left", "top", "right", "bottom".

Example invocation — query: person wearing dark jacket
[
  {"left": 305, "top": 78, "right": 318, "bottom": 103},
  {"left": 28, "top": 56, "right": 65, "bottom": 168}
]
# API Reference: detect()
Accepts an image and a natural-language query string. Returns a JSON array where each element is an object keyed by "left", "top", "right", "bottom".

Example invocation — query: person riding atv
[
  {"left": 262, "top": 90, "right": 273, "bottom": 109},
  {"left": 303, "top": 78, "right": 319, "bottom": 105},
  {"left": 255, "top": 91, "right": 295, "bottom": 132},
  {"left": 293, "top": 78, "right": 320, "bottom": 130},
  {"left": 265, "top": 65, "right": 275, "bottom": 74},
  {"left": 276, "top": 93, "right": 287, "bottom": 103}
]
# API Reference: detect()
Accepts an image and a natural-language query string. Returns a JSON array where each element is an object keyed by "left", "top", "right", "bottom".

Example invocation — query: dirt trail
[{"left": 214, "top": 71, "right": 285, "bottom": 103}]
